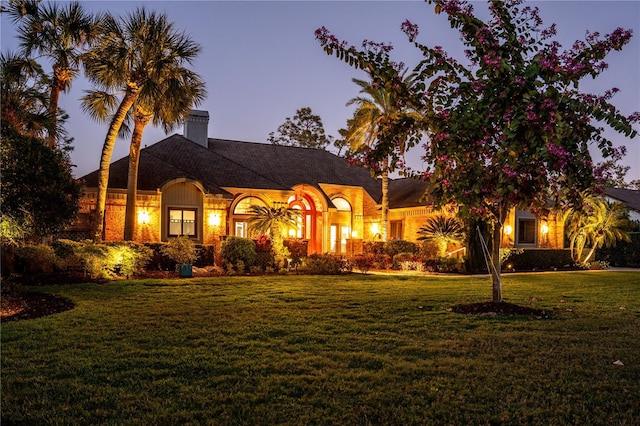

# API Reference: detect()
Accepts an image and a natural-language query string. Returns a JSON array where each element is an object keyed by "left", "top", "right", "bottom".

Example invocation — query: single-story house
[
  {"left": 604, "top": 187, "right": 640, "bottom": 222},
  {"left": 70, "top": 110, "right": 564, "bottom": 255}
]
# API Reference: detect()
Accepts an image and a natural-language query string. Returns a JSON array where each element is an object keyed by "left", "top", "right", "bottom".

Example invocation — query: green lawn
[{"left": 2, "top": 271, "right": 639, "bottom": 425}]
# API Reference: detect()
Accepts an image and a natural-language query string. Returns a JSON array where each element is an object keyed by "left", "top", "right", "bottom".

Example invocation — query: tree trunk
[
  {"left": 490, "top": 204, "right": 510, "bottom": 303},
  {"left": 47, "top": 78, "right": 61, "bottom": 149},
  {"left": 123, "top": 109, "right": 152, "bottom": 241},
  {"left": 93, "top": 85, "right": 140, "bottom": 242},
  {"left": 381, "top": 156, "right": 389, "bottom": 242},
  {"left": 490, "top": 222, "right": 503, "bottom": 302}
]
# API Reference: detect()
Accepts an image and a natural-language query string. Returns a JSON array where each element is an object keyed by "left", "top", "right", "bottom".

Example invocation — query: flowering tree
[{"left": 317, "top": 0, "right": 638, "bottom": 302}]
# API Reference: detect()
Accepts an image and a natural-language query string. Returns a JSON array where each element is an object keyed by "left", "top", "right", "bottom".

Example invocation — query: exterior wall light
[
  {"left": 137, "top": 210, "right": 150, "bottom": 225},
  {"left": 504, "top": 224, "right": 513, "bottom": 235},
  {"left": 288, "top": 228, "right": 296, "bottom": 238},
  {"left": 351, "top": 230, "right": 358, "bottom": 238},
  {"left": 371, "top": 223, "right": 380, "bottom": 236},
  {"left": 208, "top": 213, "right": 221, "bottom": 227},
  {"left": 540, "top": 223, "right": 549, "bottom": 235}
]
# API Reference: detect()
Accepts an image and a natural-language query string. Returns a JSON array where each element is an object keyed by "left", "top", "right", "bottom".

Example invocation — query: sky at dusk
[{"left": 2, "top": 0, "right": 639, "bottom": 183}]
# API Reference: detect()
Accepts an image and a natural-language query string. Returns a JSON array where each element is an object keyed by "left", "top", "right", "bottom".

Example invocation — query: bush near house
[
  {"left": 13, "top": 240, "right": 153, "bottom": 282},
  {"left": 220, "top": 237, "right": 256, "bottom": 272},
  {"left": 505, "top": 249, "right": 574, "bottom": 271},
  {"left": 299, "top": 253, "right": 346, "bottom": 274},
  {"left": 146, "top": 243, "right": 215, "bottom": 271},
  {"left": 596, "top": 232, "right": 640, "bottom": 268}
]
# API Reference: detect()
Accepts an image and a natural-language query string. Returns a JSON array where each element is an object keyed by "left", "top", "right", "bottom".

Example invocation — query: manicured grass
[{"left": 2, "top": 271, "right": 639, "bottom": 425}]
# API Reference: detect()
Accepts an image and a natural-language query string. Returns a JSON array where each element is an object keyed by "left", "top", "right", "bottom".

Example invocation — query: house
[
  {"left": 72, "top": 110, "right": 564, "bottom": 256},
  {"left": 604, "top": 187, "right": 640, "bottom": 222}
]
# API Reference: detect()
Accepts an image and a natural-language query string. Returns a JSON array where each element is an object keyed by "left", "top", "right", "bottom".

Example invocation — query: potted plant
[{"left": 161, "top": 236, "right": 198, "bottom": 277}]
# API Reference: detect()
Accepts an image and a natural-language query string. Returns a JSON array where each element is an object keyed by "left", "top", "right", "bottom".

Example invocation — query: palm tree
[
  {"left": 122, "top": 71, "right": 206, "bottom": 241},
  {"left": 564, "top": 195, "right": 630, "bottom": 263},
  {"left": 345, "top": 74, "right": 421, "bottom": 241},
  {"left": 7, "top": 0, "right": 97, "bottom": 148},
  {"left": 82, "top": 8, "right": 202, "bottom": 242},
  {"left": 417, "top": 215, "right": 466, "bottom": 258},
  {"left": 247, "top": 205, "right": 301, "bottom": 268},
  {"left": 0, "top": 52, "right": 52, "bottom": 139}
]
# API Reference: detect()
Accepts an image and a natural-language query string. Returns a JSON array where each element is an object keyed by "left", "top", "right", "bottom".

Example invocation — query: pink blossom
[{"left": 401, "top": 20, "right": 419, "bottom": 42}]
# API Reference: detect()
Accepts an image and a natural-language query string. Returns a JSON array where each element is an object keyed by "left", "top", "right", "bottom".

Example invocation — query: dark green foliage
[
  {"left": 299, "top": 253, "right": 345, "bottom": 274},
  {"left": 53, "top": 240, "right": 152, "bottom": 278},
  {"left": 464, "top": 219, "right": 492, "bottom": 274},
  {"left": 383, "top": 240, "right": 417, "bottom": 257},
  {"left": 15, "top": 244, "right": 58, "bottom": 274},
  {"left": 506, "top": 249, "right": 574, "bottom": 271},
  {"left": 220, "top": 237, "right": 256, "bottom": 272},
  {"left": 144, "top": 243, "right": 215, "bottom": 270},
  {"left": 267, "top": 107, "right": 332, "bottom": 149},
  {"left": 596, "top": 232, "right": 640, "bottom": 267},
  {"left": 0, "top": 124, "right": 82, "bottom": 239}
]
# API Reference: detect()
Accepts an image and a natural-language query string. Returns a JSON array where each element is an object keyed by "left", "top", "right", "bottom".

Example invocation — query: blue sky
[{"left": 2, "top": 0, "right": 639, "bottom": 182}]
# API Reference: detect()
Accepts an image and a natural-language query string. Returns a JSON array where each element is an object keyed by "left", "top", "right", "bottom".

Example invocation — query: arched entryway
[{"left": 288, "top": 192, "right": 322, "bottom": 254}]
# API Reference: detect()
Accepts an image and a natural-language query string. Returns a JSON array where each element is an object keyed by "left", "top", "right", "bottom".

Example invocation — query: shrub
[
  {"left": 220, "top": 237, "right": 256, "bottom": 272},
  {"left": 284, "top": 239, "right": 308, "bottom": 271},
  {"left": 195, "top": 245, "right": 216, "bottom": 267},
  {"left": 15, "top": 244, "right": 58, "bottom": 274},
  {"left": 106, "top": 241, "right": 153, "bottom": 278},
  {"left": 254, "top": 235, "right": 275, "bottom": 271},
  {"left": 299, "top": 254, "right": 344, "bottom": 275},
  {"left": 596, "top": 232, "right": 640, "bottom": 267},
  {"left": 505, "top": 249, "right": 574, "bottom": 271},
  {"left": 383, "top": 240, "right": 417, "bottom": 258},
  {"left": 353, "top": 253, "right": 375, "bottom": 274},
  {"left": 160, "top": 237, "right": 198, "bottom": 265}
]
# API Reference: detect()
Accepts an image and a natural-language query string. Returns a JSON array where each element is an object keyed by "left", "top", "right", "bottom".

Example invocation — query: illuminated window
[
  {"left": 390, "top": 220, "right": 403, "bottom": 240},
  {"left": 235, "top": 221, "right": 247, "bottom": 238},
  {"left": 169, "top": 209, "right": 196, "bottom": 237},
  {"left": 332, "top": 197, "right": 351, "bottom": 211},
  {"left": 234, "top": 197, "right": 266, "bottom": 214}
]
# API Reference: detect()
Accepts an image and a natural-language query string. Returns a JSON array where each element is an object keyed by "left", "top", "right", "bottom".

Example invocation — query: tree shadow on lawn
[{"left": 451, "top": 301, "right": 548, "bottom": 318}]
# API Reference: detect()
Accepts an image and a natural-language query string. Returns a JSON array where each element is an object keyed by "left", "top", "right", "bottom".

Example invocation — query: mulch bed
[
  {"left": 1, "top": 292, "right": 75, "bottom": 323},
  {"left": 451, "top": 301, "right": 547, "bottom": 317}
]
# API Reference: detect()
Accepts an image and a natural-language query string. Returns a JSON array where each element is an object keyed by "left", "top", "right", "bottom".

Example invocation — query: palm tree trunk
[
  {"left": 93, "top": 86, "right": 140, "bottom": 242},
  {"left": 47, "top": 78, "right": 62, "bottom": 149},
  {"left": 381, "top": 156, "right": 389, "bottom": 242},
  {"left": 124, "top": 109, "right": 152, "bottom": 241}
]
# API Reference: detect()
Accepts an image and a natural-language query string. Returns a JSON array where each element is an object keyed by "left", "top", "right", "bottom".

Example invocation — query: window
[
  {"left": 390, "top": 220, "right": 403, "bottom": 240},
  {"left": 169, "top": 209, "right": 196, "bottom": 237},
  {"left": 234, "top": 197, "right": 265, "bottom": 214},
  {"left": 517, "top": 219, "right": 536, "bottom": 244},
  {"left": 235, "top": 221, "right": 247, "bottom": 238}
]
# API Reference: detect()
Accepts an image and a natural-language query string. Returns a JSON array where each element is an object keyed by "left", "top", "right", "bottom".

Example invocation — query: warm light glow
[
  {"left": 351, "top": 230, "right": 358, "bottom": 238},
  {"left": 504, "top": 225, "right": 513, "bottom": 235},
  {"left": 540, "top": 223, "right": 549, "bottom": 235},
  {"left": 371, "top": 223, "right": 379, "bottom": 235},
  {"left": 208, "top": 213, "right": 221, "bottom": 227},
  {"left": 288, "top": 228, "right": 296, "bottom": 238},
  {"left": 137, "top": 210, "right": 150, "bottom": 225}
]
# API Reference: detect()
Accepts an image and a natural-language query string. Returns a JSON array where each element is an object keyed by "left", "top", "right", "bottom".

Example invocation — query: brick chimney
[{"left": 184, "top": 110, "right": 210, "bottom": 147}]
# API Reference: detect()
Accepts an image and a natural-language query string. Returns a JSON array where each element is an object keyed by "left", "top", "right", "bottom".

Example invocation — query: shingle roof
[
  {"left": 604, "top": 187, "right": 640, "bottom": 212},
  {"left": 79, "top": 134, "right": 384, "bottom": 202},
  {"left": 388, "top": 178, "right": 433, "bottom": 209}
]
